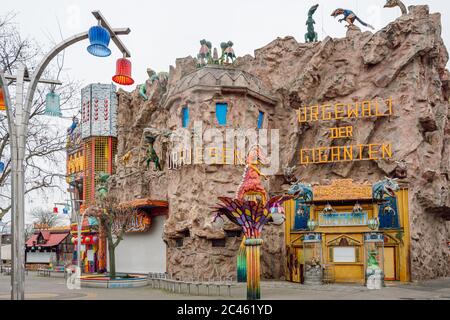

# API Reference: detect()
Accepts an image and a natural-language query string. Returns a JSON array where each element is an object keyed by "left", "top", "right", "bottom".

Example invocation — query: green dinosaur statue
[
  {"left": 367, "top": 250, "right": 379, "bottom": 268},
  {"left": 305, "top": 4, "right": 319, "bottom": 43},
  {"left": 144, "top": 135, "right": 162, "bottom": 171},
  {"left": 384, "top": 0, "right": 407, "bottom": 15},
  {"left": 96, "top": 172, "right": 110, "bottom": 201},
  {"left": 143, "top": 128, "right": 172, "bottom": 172},
  {"left": 219, "top": 41, "right": 236, "bottom": 65},
  {"left": 139, "top": 84, "right": 148, "bottom": 101}
]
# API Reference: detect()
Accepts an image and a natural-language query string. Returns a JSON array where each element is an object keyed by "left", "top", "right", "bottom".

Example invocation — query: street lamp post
[{"left": 0, "top": 11, "right": 131, "bottom": 300}]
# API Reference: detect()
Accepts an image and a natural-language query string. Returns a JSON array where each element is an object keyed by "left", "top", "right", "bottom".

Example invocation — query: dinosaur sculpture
[
  {"left": 283, "top": 166, "right": 297, "bottom": 184},
  {"left": 146, "top": 68, "right": 169, "bottom": 85},
  {"left": 197, "top": 39, "right": 212, "bottom": 67},
  {"left": 220, "top": 41, "right": 236, "bottom": 65},
  {"left": 139, "top": 84, "right": 148, "bottom": 101},
  {"left": 372, "top": 177, "right": 400, "bottom": 200},
  {"left": 384, "top": 0, "right": 408, "bottom": 15},
  {"left": 366, "top": 250, "right": 384, "bottom": 290},
  {"left": 288, "top": 181, "right": 314, "bottom": 202},
  {"left": 142, "top": 128, "right": 172, "bottom": 171},
  {"left": 331, "top": 8, "right": 374, "bottom": 30},
  {"left": 122, "top": 151, "right": 132, "bottom": 166},
  {"left": 305, "top": 4, "right": 319, "bottom": 43},
  {"left": 96, "top": 172, "right": 110, "bottom": 201},
  {"left": 392, "top": 160, "right": 408, "bottom": 179}
]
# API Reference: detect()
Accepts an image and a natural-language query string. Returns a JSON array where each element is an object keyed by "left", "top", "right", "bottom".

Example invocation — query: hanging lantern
[
  {"left": 87, "top": 25, "right": 111, "bottom": 57},
  {"left": 368, "top": 217, "right": 380, "bottom": 231},
  {"left": 307, "top": 219, "right": 318, "bottom": 231},
  {"left": 112, "top": 57, "right": 135, "bottom": 85},
  {"left": 85, "top": 236, "right": 91, "bottom": 244},
  {"left": 53, "top": 206, "right": 59, "bottom": 214},
  {"left": 0, "top": 88, "right": 6, "bottom": 111},
  {"left": 44, "top": 91, "right": 62, "bottom": 117}
]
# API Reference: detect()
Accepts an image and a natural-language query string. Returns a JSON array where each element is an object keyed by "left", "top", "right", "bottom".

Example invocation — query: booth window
[
  {"left": 181, "top": 106, "right": 189, "bottom": 128},
  {"left": 330, "top": 247, "right": 359, "bottom": 263},
  {"left": 215, "top": 103, "right": 228, "bottom": 126},
  {"left": 257, "top": 111, "right": 265, "bottom": 129}
]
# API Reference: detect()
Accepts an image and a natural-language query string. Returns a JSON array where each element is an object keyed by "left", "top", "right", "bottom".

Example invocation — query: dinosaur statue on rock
[
  {"left": 384, "top": 0, "right": 408, "bottom": 15},
  {"left": 331, "top": 8, "right": 375, "bottom": 30},
  {"left": 220, "top": 41, "right": 236, "bottom": 65},
  {"left": 288, "top": 181, "right": 314, "bottom": 202},
  {"left": 142, "top": 128, "right": 172, "bottom": 171},
  {"left": 305, "top": 4, "right": 319, "bottom": 43},
  {"left": 197, "top": 39, "right": 212, "bottom": 67},
  {"left": 96, "top": 172, "right": 110, "bottom": 201},
  {"left": 372, "top": 177, "right": 400, "bottom": 200}
]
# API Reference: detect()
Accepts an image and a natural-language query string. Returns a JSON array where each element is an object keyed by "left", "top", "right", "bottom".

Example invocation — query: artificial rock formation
[{"left": 110, "top": 5, "right": 450, "bottom": 281}]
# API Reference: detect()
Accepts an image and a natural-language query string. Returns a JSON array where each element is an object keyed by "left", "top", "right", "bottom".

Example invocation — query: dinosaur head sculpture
[
  {"left": 331, "top": 8, "right": 345, "bottom": 17},
  {"left": 287, "top": 181, "right": 313, "bottom": 202},
  {"left": 384, "top": 0, "right": 398, "bottom": 8},
  {"left": 309, "top": 4, "right": 319, "bottom": 15},
  {"left": 382, "top": 177, "right": 400, "bottom": 197}
]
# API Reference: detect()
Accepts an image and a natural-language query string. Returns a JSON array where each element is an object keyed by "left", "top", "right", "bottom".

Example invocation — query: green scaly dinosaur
[{"left": 305, "top": 4, "right": 319, "bottom": 43}]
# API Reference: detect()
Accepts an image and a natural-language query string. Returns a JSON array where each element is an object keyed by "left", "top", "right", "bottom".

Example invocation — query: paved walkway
[{"left": 0, "top": 273, "right": 449, "bottom": 300}]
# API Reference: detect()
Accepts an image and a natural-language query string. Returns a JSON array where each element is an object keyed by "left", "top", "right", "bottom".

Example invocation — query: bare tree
[
  {"left": 30, "top": 208, "right": 64, "bottom": 228},
  {"left": 95, "top": 194, "right": 132, "bottom": 279},
  {"left": 0, "top": 12, "right": 80, "bottom": 218}
]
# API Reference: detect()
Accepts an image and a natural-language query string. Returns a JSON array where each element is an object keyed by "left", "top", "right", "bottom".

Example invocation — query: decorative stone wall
[{"left": 110, "top": 5, "right": 450, "bottom": 281}]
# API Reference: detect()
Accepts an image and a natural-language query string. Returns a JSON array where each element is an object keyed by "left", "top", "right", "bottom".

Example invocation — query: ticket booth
[{"left": 285, "top": 179, "right": 411, "bottom": 284}]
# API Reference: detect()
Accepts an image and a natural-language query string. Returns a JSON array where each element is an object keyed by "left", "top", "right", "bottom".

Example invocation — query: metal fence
[{"left": 148, "top": 272, "right": 234, "bottom": 297}]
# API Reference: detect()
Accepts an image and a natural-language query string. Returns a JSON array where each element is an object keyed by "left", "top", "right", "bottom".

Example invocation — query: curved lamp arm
[{"left": 22, "top": 28, "right": 130, "bottom": 139}]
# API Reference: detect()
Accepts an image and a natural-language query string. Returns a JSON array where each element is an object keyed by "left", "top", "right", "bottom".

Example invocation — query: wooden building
[{"left": 285, "top": 179, "right": 411, "bottom": 284}]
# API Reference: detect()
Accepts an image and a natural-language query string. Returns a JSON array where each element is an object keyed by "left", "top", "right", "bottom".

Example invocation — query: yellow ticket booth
[{"left": 285, "top": 179, "right": 411, "bottom": 285}]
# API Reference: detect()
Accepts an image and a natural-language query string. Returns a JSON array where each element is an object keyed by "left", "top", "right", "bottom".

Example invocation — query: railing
[
  {"left": 318, "top": 212, "right": 368, "bottom": 227},
  {"left": 148, "top": 272, "right": 234, "bottom": 297}
]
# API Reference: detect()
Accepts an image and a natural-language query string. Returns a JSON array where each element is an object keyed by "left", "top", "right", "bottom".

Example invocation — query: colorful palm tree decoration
[{"left": 212, "top": 194, "right": 292, "bottom": 300}]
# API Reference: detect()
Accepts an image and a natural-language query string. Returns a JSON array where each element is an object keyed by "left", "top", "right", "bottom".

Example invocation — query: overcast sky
[{"left": 1, "top": 0, "right": 449, "bottom": 225}]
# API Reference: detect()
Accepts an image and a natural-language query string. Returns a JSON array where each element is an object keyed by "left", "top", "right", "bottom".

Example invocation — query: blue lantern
[
  {"left": 87, "top": 25, "right": 111, "bottom": 57},
  {"left": 44, "top": 91, "right": 62, "bottom": 117}
]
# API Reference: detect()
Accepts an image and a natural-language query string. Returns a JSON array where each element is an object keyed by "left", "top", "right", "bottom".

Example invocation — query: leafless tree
[
  {"left": 30, "top": 208, "right": 64, "bottom": 228},
  {"left": 0, "top": 12, "right": 80, "bottom": 218},
  {"left": 95, "top": 194, "right": 132, "bottom": 278}
]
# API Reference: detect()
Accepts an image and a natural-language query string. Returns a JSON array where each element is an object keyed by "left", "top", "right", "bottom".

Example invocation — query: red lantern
[
  {"left": 0, "top": 88, "right": 6, "bottom": 111},
  {"left": 53, "top": 207, "right": 59, "bottom": 214},
  {"left": 112, "top": 58, "right": 134, "bottom": 86}
]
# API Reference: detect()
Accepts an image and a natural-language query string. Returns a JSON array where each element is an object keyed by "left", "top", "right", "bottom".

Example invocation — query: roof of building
[
  {"left": 165, "top": 65, "right": 277, "bottom": 106},
  {"left": 118, "top": 199, "right": 169, "bottom": 216},
  {"left": 26, "top": 230, "right": 70, "bottom": 248}
]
